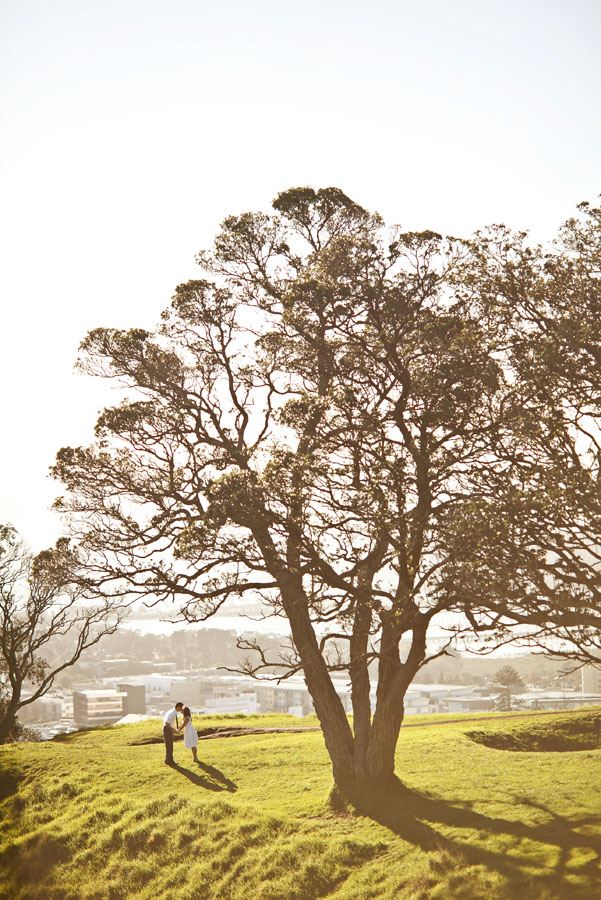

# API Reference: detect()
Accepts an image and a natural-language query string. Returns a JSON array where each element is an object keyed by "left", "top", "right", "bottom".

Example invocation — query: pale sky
[{"left": 1, "top": 0, "right": 600, "bottom": 551}]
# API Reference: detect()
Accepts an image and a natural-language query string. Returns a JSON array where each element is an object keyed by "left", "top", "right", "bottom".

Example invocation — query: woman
[{"left": 177, "top": 706, "right": 199, "bottom": 763}]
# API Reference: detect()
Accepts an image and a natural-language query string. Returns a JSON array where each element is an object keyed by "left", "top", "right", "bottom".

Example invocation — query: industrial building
[{"left": 73, "top": 689, "right": 127, "bottom": 727}]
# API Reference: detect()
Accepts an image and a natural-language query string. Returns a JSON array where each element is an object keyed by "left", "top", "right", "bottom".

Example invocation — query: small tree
[
  {"left": 51, "top": 188, "right": 601, "bottom": 799},
  {"left": 489, "top": 665, "right": 526, "bottom": 711},
  {"left": 0, "top": 525, "right": 123, "bottom": 743}
]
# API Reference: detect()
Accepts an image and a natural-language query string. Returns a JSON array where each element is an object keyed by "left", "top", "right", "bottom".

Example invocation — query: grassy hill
[{"left": 1, "top": 709, "right": 601, "bottom": 900}]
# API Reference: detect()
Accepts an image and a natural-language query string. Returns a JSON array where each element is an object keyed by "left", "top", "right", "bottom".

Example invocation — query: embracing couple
[{"left": 163, "top": 701, "right": 199, "bottom": 766}]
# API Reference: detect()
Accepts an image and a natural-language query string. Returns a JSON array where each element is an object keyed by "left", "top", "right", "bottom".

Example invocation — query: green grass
[{"left": 1, "top": 710, "right": 601, "bottom": 899}]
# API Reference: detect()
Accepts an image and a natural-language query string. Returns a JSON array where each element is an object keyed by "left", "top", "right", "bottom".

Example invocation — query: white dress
[{"left": 183, "top": 718, "right": 198, "bottom": 748}]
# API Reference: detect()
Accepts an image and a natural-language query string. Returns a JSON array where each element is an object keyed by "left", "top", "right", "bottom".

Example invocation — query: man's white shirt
[{"left": 163, "top": 707, "right": 178, "bottom": 729}]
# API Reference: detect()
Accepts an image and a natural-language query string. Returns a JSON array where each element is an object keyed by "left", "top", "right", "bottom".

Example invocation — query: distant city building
[
  {"left": 255, "top": 683, "right": 315, "bottom": 715},
  {"left": 102, "top": 673, "right": 177, "bottom": 695},
  {"left": 73, "top": 689, "right": 127, "bottom": 727},
  {"left": 581, "top": 665, "right": 601, "bottom": 693},
  {"left": 402, "top": 683, "right": 488, "bottom": 715},
  {"left": 516, "top": 690, "right": 601, "bottom": 711},
  {"left": 203, "top": 692, "right": 259, "bottom": 714},
  {"left": 139, "top": 673, "right": 175, "bottom": 693},
  {"left": 152, "top": 662, "right": 177, "bottom": 673},
  {"left": 18, "top": 695, "right": 63, "bottom": 724},
  {"left": 116, "top": 683, "right": 147, "bottom": 715},
  {"left": 168, "top": 676, "right": 215, "bottom": 707}
]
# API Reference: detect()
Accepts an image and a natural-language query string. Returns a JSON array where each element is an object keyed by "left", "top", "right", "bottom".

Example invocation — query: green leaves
[
  {"left": 272, "top": 186, "right": 369, "bottom": 231},
  {"left": 50, "top": 187, "right": 601, "bottom": 676}
]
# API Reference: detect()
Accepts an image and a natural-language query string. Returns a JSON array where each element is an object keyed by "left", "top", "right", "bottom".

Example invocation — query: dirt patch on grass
[{"left": 130, "top": 725, "right": 321, "bottom": 746}]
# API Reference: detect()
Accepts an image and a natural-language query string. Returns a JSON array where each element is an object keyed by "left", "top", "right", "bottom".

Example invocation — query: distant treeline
[{"left": 48, "top": 625, "right": 289, "bottom": 686}]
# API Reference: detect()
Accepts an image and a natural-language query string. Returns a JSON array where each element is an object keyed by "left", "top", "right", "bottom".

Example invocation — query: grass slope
[
  {"left": 466, "top": 710, "right": 601, "bottom": 752},
  {"left": 1, "top": 710, "right": 601, "bottom": 900}
]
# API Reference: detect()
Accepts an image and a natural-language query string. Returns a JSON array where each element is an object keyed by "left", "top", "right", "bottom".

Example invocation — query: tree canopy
[
  {"left": 52, "top": 188, "right": 601, "bottom": 794},
  {"left": 489, "top": 665, "right": 526, "bottom": 712}
]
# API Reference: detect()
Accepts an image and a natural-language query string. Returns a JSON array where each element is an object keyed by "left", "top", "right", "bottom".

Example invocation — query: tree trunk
[
  {"left": 349, "top": 592, "right": 374, "bottom": 782},
  {"left": 284, "top": 595, "right": 429, "bottom": 800},
  {"left": 328, "top": 702, "right": 405, "bottom": 808},
  {"left": 251, "top": 519, "right": 421, "bottom": 799},
  {"left": 347, "top": 614, "right": 428, "bottom": 798},
  {"left": 284, "top": 591, "right": 356, "bottom": 787},
  {"left": 357, "top": 610, "right": 403, "bottom": 783},
  {"left": 366, "top": 694, "right": 405, "bottom": 779},
  {"left": 0, "top": 692, "right": 21, "bottom": 744}
]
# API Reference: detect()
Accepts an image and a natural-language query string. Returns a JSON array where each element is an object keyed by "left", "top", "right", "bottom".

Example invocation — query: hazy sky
[{"left": 1, "top": 0, "right": 600, "bottom": 551}]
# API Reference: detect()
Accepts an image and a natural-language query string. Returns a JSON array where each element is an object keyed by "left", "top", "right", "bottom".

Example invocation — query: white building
[
  {"left": 581, "top": 666, "right": 601, "bottom": 693},
  {"left": 169, "top": 676, "right": 216, "bottom": 707},
  {"left": 73, "top": 689, "right": 127, "bottom": 726},
  {"left": 517, "top": 690, "right": 601, "bottom": 710},
  {"left": 255, "top": 681, "right": 316, "bottom": 715},
  {"left": 403, "top": 683, "right": 489, "bottom": 715},
  {"left": 203, "top": 692, "right": 259, "bottom": 714}
]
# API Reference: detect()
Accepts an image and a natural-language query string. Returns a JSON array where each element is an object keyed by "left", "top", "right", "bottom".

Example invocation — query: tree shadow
[
  {"left": 353, "top": 776, "right": 601, "bottom": 898},
  {"left": 0, "top": 769, "right": 19, "bottom": 801},
  {"left": 50, "top": 731, "right": 84, "bottom": 743},
  {"left": 172, "top": 762, "right": 237, "bottom": 793}
]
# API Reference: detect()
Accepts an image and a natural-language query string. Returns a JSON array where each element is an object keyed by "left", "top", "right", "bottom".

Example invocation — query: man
[{"left": 163, "top": 701, "right": 184, "bottom": 766}]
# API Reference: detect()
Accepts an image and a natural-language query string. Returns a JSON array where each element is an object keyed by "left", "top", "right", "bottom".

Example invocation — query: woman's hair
[{"left": 183, "top": 707, "right": 191, "bottom": 719}]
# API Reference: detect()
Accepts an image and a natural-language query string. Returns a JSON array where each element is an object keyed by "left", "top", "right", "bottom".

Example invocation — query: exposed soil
[
  {"left": 129, "top": 706, "right": 601, "bottom": 745},
  {"left": 130, "top": 725, "right": 321, "bottom": 745}
]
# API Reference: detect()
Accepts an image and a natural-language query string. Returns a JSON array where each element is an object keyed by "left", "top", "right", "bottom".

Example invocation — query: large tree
[
  {"left": 51, "top": 189, "right": 601, "bottom": 797},
  {"left": 0, "top": 525, "right": 123, "bottom": 743}
]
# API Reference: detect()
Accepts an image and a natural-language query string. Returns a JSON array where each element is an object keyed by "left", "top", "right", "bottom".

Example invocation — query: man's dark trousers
[{"left": 163, "top": 724, "right": 174, "bottom": 764}]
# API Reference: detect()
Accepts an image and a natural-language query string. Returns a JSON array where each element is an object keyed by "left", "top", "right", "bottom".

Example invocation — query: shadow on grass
[
  {"left": 51, "top": 725, "right": 116, "bottom": 743},
  {"left": 196, "top": 761, "right": 237, "bottom": 791},
  {"left": 172, "top": 761, "right": 237, "bottom": 793},
  {"left": 51, "top": 730, "right": 85, "bottom": 743},
  {"left": 0, "top": 769, "right": 19, "bottom": 801},
  {"left": 465, "top": 710, "right": 601, "bottom": 752},
  {"left": 352, "top": 776, "right": 601, "bottom": 899}
]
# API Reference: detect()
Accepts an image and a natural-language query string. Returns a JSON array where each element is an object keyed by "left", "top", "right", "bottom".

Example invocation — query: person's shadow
[{"left": 172, "top": 761, "right": 237, "bottom": 793}]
